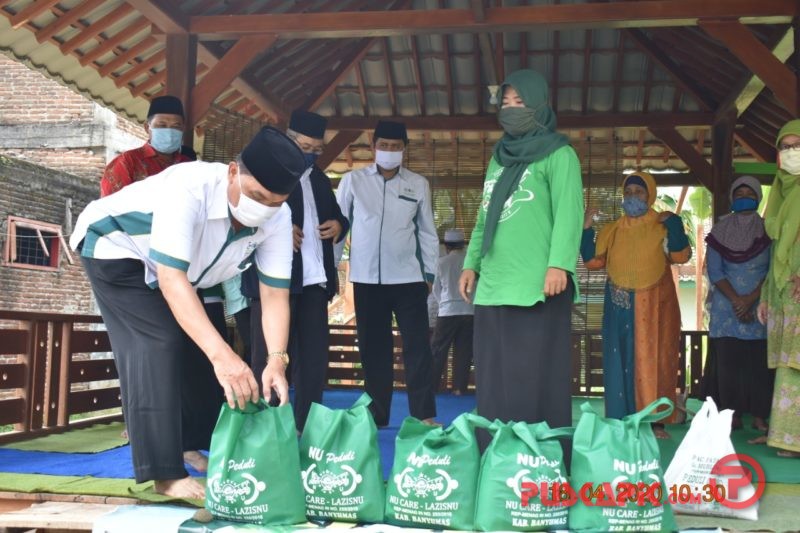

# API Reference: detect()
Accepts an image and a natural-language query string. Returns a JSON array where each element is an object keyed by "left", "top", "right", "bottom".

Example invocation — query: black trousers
[
  {"left": 250, "top": 299, "right": 267, "bottom": 390},
  {"left": 353, "top": 282, "right": 437, "bottom": 426},
  {"left": 249, "top": 288, "right": 329, "bottom": 427},
  {"left": 288, "top": 285, "right": 330, "bottom": 432},
  {"left": 474, "top": 282, "right": 574, "bottom": 454},
  {"left": 233, "top": 307, "right": 252, "bottom": 365},
  {"left": 712, "top": 337, "right": 775, "bottom": 419},
  {"left": 182, "top": 301, "right": 226, "bottom": 451},
  {"left": 82, "top": 257, "right": 223, "bottom": 483},
  {"left": 431, "top": 315, "right": 474, "bottom": 393}
]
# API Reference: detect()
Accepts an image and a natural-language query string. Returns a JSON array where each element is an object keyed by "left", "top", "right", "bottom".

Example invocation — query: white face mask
[
  {"left": 228, "top": 168, "right": 280, "bottom": 227},
  {"left": 375, "top": 149, "right": 404, "bottom": 170},
  {"left": 779, "top": 149, "right": 800, "bottom": 175}
]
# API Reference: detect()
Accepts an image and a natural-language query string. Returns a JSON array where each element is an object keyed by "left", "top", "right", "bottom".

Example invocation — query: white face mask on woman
[
  {"left": 375, "top": 149, "right": 404, "bottom": 170},
  {"left": 779, "top": 148, "right": 800, "bottom": 175},
  {"left": 228, "top": 168, "right": 280, "bottom": 227}
]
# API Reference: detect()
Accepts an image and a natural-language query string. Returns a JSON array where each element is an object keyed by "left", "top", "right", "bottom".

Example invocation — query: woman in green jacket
[{"left": 459, "top": 69, "right": 583, "bottom": 440}]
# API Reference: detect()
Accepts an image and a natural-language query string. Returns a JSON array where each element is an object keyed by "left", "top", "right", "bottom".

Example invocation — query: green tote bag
[
  {"left": 204, "top": 400, "right": 305, "bottom": 526},
  {"left": 568, "top": 397, "right": 677, "bottom": 532},
  {"left": 299, "top": 393, "right": 384, "bottom": 523},
  {"left": 385, "top": 413, "right": 486, "bottom": 531},
  {"left": 474, "top": 421, "right": 574, "bottom": 531}
]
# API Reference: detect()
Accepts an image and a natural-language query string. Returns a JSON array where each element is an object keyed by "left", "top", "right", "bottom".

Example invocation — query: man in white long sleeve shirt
[
  {"left": 431, "top": 229, "right": 475, "bottom": 395},
  {"left": 336, "top": 120, "right": 438, "bottom": 426}
]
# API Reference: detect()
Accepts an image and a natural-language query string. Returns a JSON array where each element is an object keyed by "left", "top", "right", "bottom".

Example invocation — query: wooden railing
[{"left": 0, "top": 310, "right": 708, "bottom": 443}]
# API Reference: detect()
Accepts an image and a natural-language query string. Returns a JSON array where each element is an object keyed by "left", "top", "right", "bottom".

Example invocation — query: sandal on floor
[
  {"left": 777, "top": 450, "right": 800, "bottom": 458},
  {"left": 748, "top": 435, "right": 768, "bottom": 445}
]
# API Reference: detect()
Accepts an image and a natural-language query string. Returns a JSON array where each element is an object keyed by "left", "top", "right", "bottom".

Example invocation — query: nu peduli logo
[
  {"left": 207, "top": 472, "right": 267, "bottom": 506},
  {"left": 394, "top": 453, "right": 459, "bottom": 501},
  {"left": 302, "top": 463, "right": 363, "bottom": 496}
]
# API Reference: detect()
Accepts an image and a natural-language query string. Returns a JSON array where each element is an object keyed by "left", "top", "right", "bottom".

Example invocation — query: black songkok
[
  {"left": 373, "top": 120, "right": 408, "bottom": 144},
  {"left": 240, "top": 127, "right": 306, "bottom": 195},
  {"left": 289, "top": 110, "right": 327, "bottom": 139},
  {"left": 147, "top": 95, "right": 184, "bottom": 118}
]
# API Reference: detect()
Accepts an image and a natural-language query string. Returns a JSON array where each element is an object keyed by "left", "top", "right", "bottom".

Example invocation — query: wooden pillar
[
  {"left": 795, "top": 16, "right": 800, "bottom": 117},
  {"left": 165, "top": 33, "right": 197, "bottom": 146},
  {"left": 711, "top": 110, "right": 736, "bottom": 221}
]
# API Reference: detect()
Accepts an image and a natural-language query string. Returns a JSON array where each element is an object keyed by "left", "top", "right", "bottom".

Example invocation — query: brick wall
[
  {"left": 0, "top": 155, "right": 97, "bottom": 314},
  {"left": 0, "top": 53, "right": 147, "bottom": 182}
]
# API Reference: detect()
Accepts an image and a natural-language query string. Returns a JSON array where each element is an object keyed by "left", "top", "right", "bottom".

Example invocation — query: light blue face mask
[
  {"left": 621, "top": 196, "right": 649, "bottom": 217},
  {"left": 150, "top": 127, "right": 183, "bottom": 154}
]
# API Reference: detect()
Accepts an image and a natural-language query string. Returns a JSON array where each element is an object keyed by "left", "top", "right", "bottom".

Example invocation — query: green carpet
[
  {"left": 0, "top": 422, "right": 128, "bottom": 453},
  {"left": 0, "top": 472, "right": 201, "bottom": 505}
]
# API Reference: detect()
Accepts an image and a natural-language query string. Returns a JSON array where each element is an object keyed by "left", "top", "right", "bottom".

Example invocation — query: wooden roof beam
[
  {"left": 189, "top": 1, "right": 798, "bottom": 40},
  {"left": 381, "top": 39, "right": 398, "bottom": 115},
  {"left": 10, "top": 0, "right": 60, "bottom": 29},
  {"left": 552, "top": 30, "right": 561, "bottom": 112},
  {"left": 635, "top": 129, "right": 645, "bottom": 169},
  {"left": 98, "top": 36, "right": 157, "bottom": 77},
  {"left": 301, "top": 39, "right": 377, "bottom": 111},
  {"left": 36, "top": 0, "right": 105, "bottom": 43},
  {"left": 128, "top": 0, "right": 285, "bottom": 121},
  {"left": 410, "top": 35, "right": 426, "bottom": 115},
  {"left": 130, "top": 68, "right": 166, "bottom": 97},
  {"left": 716, "top": 26, "right": 795, "bottom": 118},
  {"left": 649, "top": 126, "right": 713, "bottom": 189},
  {"left": 328, "top": 112, "right": 714, "bottom": 131},
  {"left": 470, "top": 0, "right": 486, "bottom": 22},
  {"left": 439, "top": 11, "right": 455, "bottom": 115},
  {"left": 700, "top": 20, "right": 798, "bottom": 115},
  {"left": 581, "top": 30, "right": 592, "bottom": 114},
  {"left": 624, "top": 29, "right": 716, "bottom": 111},
  {"left": 60, "top": 3, "right": 135, "bottom": 54},
  {"left": 734, "top": 130, "right": 775, "bottom": 162},
  {"left": 114, "top": 50, "right": 164, "bottom": 88},
  {"left": 124, "top": 0, "right": 187, "bottom": 34},
  {"left": 316, "top": 130, "right": 363, "bottom": 171},
  {"left": 205, "top": 66, "right": 286, "bottom": 122},
  {"left": 354, "top": 62, "right": 368, "bottom": 115},
  {"left": 190, "top": 35, "right": 278, "bottom": 125},
  {"left": 78, "top": 17, "right": 150, "bottom": 67}
]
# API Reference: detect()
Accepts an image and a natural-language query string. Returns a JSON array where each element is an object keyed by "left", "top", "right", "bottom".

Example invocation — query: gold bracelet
[{"left": 268, "top": 350, "right": 290, "bottom": 366}]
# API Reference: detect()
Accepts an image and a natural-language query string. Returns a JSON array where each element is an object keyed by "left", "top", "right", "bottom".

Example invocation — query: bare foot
[
  {"left": 183, "top": 451, "right": 209, "bottom": 473},
  {"left": 421, "top": 418, "right": 443, "bottom": 427},
  {"left": 654, "top": 427, "right": 671, "bottom": 440},
  {"left": 748, "top": 435, "right": 768, "bottom": 445},
  {"left": 777, "top": 450, "right": 800, "bottom": 458},
  {"left": 120, "top": 428, "right": 128, "bottom": 440},
  {"left": 752, "top": 417, "right": 769, "bottom": 432},
  {"left": 154, "top": 476, "right": 205, "bottom": 499}
]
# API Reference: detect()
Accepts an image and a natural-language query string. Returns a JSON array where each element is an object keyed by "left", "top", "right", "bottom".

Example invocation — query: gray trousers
[{"left": 82, "top": 257, "right": 223, "bottom": 483}]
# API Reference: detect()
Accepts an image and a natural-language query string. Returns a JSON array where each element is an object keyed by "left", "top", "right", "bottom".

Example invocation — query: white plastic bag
[{"left": 664, "top": 397, "right": 758, "bottom": 520}]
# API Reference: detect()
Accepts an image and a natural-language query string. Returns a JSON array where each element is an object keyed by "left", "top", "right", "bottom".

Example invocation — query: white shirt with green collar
[{"left": 70, "top": 161, "right": 293, "bottom": 290}]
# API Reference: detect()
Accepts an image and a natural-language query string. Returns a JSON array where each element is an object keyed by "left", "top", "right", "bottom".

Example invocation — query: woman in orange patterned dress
[{"left": 581, "top": 171, "right": 691, "bottom": 438}]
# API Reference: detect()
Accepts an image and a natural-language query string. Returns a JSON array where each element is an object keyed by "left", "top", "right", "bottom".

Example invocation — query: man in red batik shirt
[{"left": 100, "top": 95, "right": 193, "bottom": 197}]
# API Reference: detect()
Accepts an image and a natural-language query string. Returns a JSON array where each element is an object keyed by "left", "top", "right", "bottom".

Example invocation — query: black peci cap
[
  {"left": 240, "top": 127, "right": 306, "bottom": 195},
  {"left": 147, "top": 95, "right": 184, "bottom": 118},
  {"left": 289, "top": 109, "right": 327, "bottom": 139},
  {"left": 373, "top": 120, "right": 408, "bottom": 145}
]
